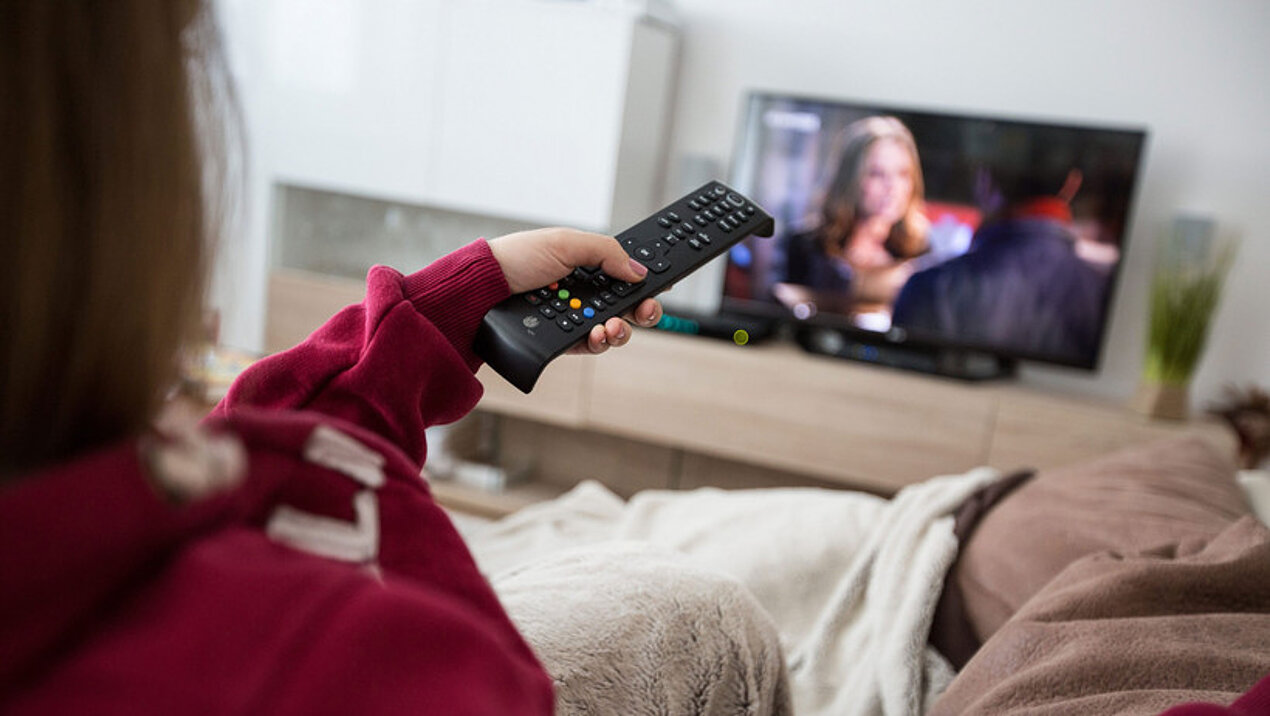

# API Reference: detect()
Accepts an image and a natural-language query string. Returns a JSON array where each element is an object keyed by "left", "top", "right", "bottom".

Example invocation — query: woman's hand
[{"left": 487, "top": 228, "right": 663, "bottom": 355}]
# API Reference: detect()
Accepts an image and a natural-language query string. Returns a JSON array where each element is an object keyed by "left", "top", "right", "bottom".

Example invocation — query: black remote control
[{"left": 474, "top": 181, "right": 775, "bottom": 393}]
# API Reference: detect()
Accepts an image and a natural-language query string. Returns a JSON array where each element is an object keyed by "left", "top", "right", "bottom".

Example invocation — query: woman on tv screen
[{"left": 776, "top": 116, "right": 929, "bottom": 330}]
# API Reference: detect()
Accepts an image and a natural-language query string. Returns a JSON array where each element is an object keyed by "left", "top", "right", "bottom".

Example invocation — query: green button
[{"left": 557, "top": 289, "right": 570, "bottom": 300}]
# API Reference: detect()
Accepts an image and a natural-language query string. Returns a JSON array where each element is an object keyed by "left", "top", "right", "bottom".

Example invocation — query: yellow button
[{"left": 569, "top": 298, "right": 582, "bottom": 309}]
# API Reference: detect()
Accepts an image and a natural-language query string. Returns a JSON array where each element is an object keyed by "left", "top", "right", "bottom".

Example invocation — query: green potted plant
[{"left": 1131, "top": 216, "right": 1236, "bottom": 420}]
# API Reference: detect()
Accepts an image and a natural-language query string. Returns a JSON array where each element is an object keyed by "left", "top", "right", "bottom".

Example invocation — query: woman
[
  {"left": 0, "top": 2, "right": 780, "bottom": 713},
  {"left": 780, "top": 116, "right": 929, "bottom": 329}
]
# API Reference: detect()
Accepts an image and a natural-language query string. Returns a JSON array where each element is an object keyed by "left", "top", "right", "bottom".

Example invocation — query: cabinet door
[
  {"left": 584, "top": 331, "right": 996, "bottom": 492},
  {"left": 251, "top": 0, "right": 445, "bottom": 200},
  {"left": 985, "top": 391, "right": 1235, "bottom": 472},
  {"left": 430, "top": 1, "right": 633, "bottom": 229}
]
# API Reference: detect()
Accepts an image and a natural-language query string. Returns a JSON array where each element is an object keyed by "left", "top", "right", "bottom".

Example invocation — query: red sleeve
[
  {"left": 211, "top": 239, "right": 510, "bottom": 467},
  {"left": 268, "top": 588, "right": 554, "bottom": 716}
]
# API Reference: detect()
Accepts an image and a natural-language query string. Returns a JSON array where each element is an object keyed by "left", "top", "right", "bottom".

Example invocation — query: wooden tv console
[{"left": 266, "top": 268, "right": 1233, "bottom": 516}]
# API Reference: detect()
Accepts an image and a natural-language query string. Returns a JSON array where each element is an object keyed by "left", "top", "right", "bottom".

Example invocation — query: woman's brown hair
[
  {"left": 0, "top": 1, "right": 234, "bottom": 479},
  {"left": 818, "top": 116, "right": 928, "bottom": 259}
]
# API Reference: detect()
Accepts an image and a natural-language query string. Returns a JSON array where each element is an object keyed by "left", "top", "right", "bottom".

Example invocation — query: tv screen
[{"left": 722, "top": 92, "right": 1147, "bottom": 370}]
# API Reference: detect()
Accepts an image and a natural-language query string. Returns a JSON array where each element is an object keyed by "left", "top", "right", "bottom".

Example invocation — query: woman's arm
[
  {"left": 210, "top": 239, "right": 506, "bottom": 465},
  {"left": 212, "top": 231, "right": 660, "bottom": 467}
]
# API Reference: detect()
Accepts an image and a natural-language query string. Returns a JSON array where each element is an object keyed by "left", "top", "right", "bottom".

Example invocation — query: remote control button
[
  {"left": 696, "top": 232, "right": 712, "bottom": 245},
  {"left": 557, "top": 318, "right": 574, "bottom": 332},
  {"left": 600, "top": 291, "right": 618, "bottom": 304},
  {"left": 726, "top": 192, "right": 745, "bottom": 207},
  {"left": 689, "top": 199, "right": 703, "bottom": 210},
  {"left": 551, "top": 298, "right": 568, "bottom": 311},
  {"left": 712, "top": 186, "right": 726, "bottom": 197},
  {"left": 632, "top": 245, "right": 656, "bottom": 261},
  {"left": 539, "top": 305, "right": 557, "bottom": 318},
  {"left": 536, "top": 288, "right": 553, "bottom": 299},
  {"left": 719, "top": 221, "right": 733, "bottom": 233},
  {"left": 557, "top": 289, "right": 570, "bottom": 300},
  {"left": 679, "top": 222, "right": 694, "bottom": 233},
  {"left": 524, "top": 293, "right": 542, "bottom": 305},
  {"left": 588, "top": 297, "right": 605, "bottom": 311},
  {"left": 667, "top": 211, "right": 680, "bottom": 222},
  {"left": 567, "top": 310, "right": 585, "bottom": 325},
  {"left": 569, "top": 298, "right": 582, "bottom": 309},
  {"left": 549, "top": 282, "right": 559, "bottom": 290},
  {"left": 583, "top": 307, "right": 596, "bottom": 318},
  {"left": 591, "top": 273, "right": 610, "bottom": 288},
  {"left": 572, "top": 267, "right": 593, "bottom": 281},
  {"left": 696, "top": 193, "right": 712, "bottom": 205},
  {"left": 652, "top": 240, "right": 668, "bottom": 253},
  {"left": 649, "top": 258, "right": 672, "bottom": 273},
  {"left": 745, "top": 204, "right": 756, "bottom": 215},
  {"left": 657, "top": 217, "right": 672, "bottom": 228},
  {"left": 688, "top": 238, "right": 703, "bottom": 250},
  {"left": 672, "top": 227, "right": 687, "bottom": 238},
  {"left": 665, "top": 235, "right": 679, "bottom": 246},
  {"left": 662, "top": 233, "right": 675, "bottom": 242},
  {"left": 730, "top": 211, "right": 746, "bottom": 223},
  {"left": 694, "top": 214, "right": 708, "bottom": 226},
  {"left": 611, "top": 281, "right": 633, "bottom": 297}
]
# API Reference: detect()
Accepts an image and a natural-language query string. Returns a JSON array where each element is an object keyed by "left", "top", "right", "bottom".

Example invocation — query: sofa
[{"left": 453, "top": 435, "right": 1270, "bottom": 715}]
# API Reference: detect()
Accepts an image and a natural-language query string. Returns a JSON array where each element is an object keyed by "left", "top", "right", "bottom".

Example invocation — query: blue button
[{"left": 583, "top": 307, "right": 595, "bottom": 318}]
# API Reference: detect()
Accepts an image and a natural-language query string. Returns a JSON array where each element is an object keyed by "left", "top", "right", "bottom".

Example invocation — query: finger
[
  {"left": 631, "top": 299, "right": 662, "bottom": 328},
  {"left": 604, "top": 317, "right": 631, "bottom": 348},
  {"left": 551, "top": 232, "right": 649, "bottom": 284},
  {"left": 586, "top": 323, "right": 609, "bottom": 354}
]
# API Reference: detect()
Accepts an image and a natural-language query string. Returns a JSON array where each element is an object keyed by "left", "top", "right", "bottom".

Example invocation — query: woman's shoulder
[
  {"left": 782, "top": 227, "right": 827, "bottom": 263},
  {"left": 785, "top": 226, "right": 821, "bottom": 245}
]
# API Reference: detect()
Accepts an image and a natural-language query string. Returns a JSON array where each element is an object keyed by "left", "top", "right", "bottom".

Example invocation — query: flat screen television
[{"left": 722, "top": 92, "right": 1147, "bottom": 375}]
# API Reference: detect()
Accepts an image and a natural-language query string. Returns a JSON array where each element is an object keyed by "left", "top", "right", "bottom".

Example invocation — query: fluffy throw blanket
[
  {"left": 461, "top": 467, "right": 1000, "bottom": 715},
  {"left": 494, "top": 542, "right": 793, "bottom": 715}
]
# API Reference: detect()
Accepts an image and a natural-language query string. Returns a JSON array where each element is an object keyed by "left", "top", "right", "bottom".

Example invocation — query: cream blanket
[{"left": 461, "top": 467, "right": 999, "bottom": 715}]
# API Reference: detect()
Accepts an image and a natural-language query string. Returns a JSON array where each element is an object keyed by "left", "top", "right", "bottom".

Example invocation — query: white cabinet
[
  {"left": 215, "top": 0, "right": 679, "bottom": 351},
  {"left": 431, "top": 3, "right": 678, "bottom": 229},
  {"left": 239, "top": 0, "right": 679, "bottom": 230},
  {"left": 252, "top": 0, "right": 446, "bottom": 204}
]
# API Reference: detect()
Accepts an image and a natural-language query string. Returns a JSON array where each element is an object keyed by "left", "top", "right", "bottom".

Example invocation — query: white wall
[
  {"left": 215, "top": 0, "right": 1270, "bottom": 408},
  {"left": 662, "top": 0, "right": 1270, "bottom": 405}
]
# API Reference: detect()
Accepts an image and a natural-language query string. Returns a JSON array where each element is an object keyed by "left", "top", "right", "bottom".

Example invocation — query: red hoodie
[{"left": 0, "top": 239, "right": 554, "bottom": 714}]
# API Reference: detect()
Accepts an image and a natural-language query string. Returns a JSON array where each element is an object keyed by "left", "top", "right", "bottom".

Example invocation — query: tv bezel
[{"left": 721, "top": 89, "right": 1150, "bottom": 372}]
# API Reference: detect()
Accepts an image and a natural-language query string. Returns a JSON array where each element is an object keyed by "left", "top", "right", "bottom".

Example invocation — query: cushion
[
  {"left": 954, "top": 435, "right": 1248, "bottom": 645},
  {"left": 931, "top": 516, "right": 1270, "bottom": 715},
  {"left": 928, "top": 468, "right": 1035, "bottom": 669}
]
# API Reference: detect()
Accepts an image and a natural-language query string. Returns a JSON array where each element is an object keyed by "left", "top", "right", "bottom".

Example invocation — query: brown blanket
[{"left": 931, "top": 517, "right": 1270, "bottom": 715}]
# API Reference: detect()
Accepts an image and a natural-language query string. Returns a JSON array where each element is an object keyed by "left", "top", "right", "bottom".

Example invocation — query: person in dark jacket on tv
[{"left": 890, "top": 149, "right": 1109, "bottom": 366}]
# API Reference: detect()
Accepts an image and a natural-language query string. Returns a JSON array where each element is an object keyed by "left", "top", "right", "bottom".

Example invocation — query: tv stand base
[{"left": 793, "top": 327, "right": 1018, "bottom": 381}]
